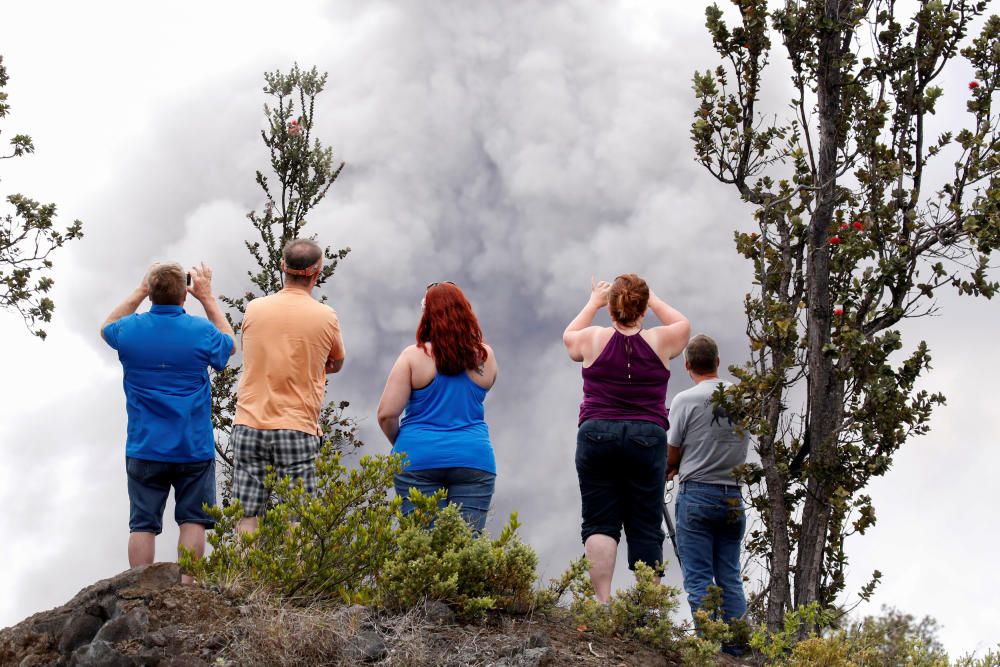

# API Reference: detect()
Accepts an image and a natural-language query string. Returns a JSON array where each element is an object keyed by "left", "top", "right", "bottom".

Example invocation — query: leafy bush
[
  {"left": 183, "top": 449, "right": 404, "bottom": 602},
  {"left": 750, "top": 602, "right": 837, "bottom": 663},
  {"left": 752, "top": 603, "right": 959, "bottom": 666},
  {"left": 954, "top": 646, "right": 1000, "bottom": 667},
  {"left": 533, "top": 556, "right": 590, "bottom": 611},
  {"left": 377, "top": 489, "right": 538, "bottom": 619},
  {"left": 847, "top": 607, "right": 949, "bottom": 666},
  {"left": 536, "top": 558, "right": 730, "bottom": 663},
  {"left": 556, "top": 560, "right": 683, "bottom": 650},
  {"left": 686, "top": 585, "right": 751, "bottom": 657},
  {"left": 184, "top": 448, "right": 540, "bottom": 620}
]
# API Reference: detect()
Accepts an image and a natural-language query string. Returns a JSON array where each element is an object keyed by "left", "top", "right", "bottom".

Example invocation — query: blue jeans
[
  {"left": 394, "top": 467, "right": 496, "bottom": 532},
  {"left": 676, "top": 481, "right": 747, "bottom": 623}
]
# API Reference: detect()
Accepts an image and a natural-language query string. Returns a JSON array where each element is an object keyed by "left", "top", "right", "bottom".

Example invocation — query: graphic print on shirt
[{"left": 710, "top": 402, "right": 734, "bottom": 427}]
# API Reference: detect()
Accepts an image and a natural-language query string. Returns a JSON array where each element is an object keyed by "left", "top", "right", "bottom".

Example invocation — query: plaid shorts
[{"left": 232, "top": 424, "right": 320, "bottom": 516}]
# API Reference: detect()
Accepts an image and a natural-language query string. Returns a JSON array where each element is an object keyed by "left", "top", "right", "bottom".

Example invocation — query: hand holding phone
[{"left": 187, "top": 263, "right": 214, "bottom": 302}]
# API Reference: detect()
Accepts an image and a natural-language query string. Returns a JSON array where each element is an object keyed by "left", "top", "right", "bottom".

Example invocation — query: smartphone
[{"left": 186, "top": 272, "right": 191, "bottom": 287}]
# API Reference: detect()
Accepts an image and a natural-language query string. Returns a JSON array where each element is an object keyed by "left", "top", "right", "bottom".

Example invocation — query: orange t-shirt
[{"left": 234, "top": 288, "right": 345, "bottom": 435}]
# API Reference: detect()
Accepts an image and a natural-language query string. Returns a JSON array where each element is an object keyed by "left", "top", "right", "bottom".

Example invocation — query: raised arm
[
  {"left": 100, "top": 270, "right": 151, "bottom": 339},
  {"left": 646, "top": 290, "right": 691, "bottom": 360},
  {"left": 188, "top": 263, "right": 236, "bottom": 355},
  {"left": 376, "top": 350, "right": 413, "bottom": 445},
  {"left": 562, "top": 279, "right": 611, "bottom": 362}
]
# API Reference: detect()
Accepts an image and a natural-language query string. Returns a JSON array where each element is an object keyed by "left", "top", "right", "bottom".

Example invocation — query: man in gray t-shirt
[
  {"left": 667, "top": 380, "right": 748, "bottom": 486},
  {"left": 667, "top": 334, "right": 748, "bottom": 655}
]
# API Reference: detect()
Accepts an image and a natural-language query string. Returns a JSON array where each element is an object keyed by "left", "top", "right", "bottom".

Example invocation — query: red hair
[{"left": 417, "top": 283, "right": 488, "bottom": 375}]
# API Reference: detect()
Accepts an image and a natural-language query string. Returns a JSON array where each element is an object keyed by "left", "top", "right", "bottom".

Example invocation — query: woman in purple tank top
[{"left": 563, "top": 274, "right": 690, "bottom": 601}]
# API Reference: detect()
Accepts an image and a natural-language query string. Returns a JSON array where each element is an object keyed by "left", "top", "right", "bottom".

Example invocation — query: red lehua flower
[
  {"left": 834, "top": 305, "right": 844, "bottom": 316},
  {"left": 969, "top": 81, "right": 980, "bottom": 90},
  {"left": 290, "top": 119, "right": 299, "bottom": 125},
  {"left": 840, "top": 223, "right": 849, "bottom": 230},
  {"left": 829, "top": 235, "right": 841, "bottom": 246},
  {"left": 853, "top": 221, "right": 864, "bottom": 231}
]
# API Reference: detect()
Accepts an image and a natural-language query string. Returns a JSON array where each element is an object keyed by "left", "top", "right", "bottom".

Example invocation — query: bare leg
[
  {"left": 177, "top": 523, "right": 207, "bottom": 585},
  {"left": 585, "top": 534, "right": 618, "bottom": 603},
  {"left": 128, "top": 532, "right": 156, "bottom": 568},
  {"left": 237, "top": 517, "right": 259, "bottom": 535}
]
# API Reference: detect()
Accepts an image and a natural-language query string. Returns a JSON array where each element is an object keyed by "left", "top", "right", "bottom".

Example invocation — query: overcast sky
[{"left": 1, "top": 0, "right": 997, "bottom": 657}]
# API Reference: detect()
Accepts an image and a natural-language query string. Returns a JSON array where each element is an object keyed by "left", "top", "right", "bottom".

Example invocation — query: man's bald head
[{"left": 282, "top": 238, "right": 323, "bottom": 285}]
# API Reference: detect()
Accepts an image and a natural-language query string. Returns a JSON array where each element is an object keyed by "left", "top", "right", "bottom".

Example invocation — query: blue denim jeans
[
  {"left": 126, "top": 457, "right": 216, "bottom": 534},
  {"left": 676, "top": 480, "right": 747, "bottom": 623},
  {"left": 394, "top": 467, "right": 496, "bottom": 532}
]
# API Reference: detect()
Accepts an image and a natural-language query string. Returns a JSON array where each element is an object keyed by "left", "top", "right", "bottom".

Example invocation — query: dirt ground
[{"left": 1, "top": 565, "right": 754, "bottom": 666}]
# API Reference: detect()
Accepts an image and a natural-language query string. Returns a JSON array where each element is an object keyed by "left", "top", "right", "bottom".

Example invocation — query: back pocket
[
  {"left": 584, "top": 430, "right": 617, "bottom": 444},
  {"left": 629, "top": 429, "right": 666, "bottom": 448}
]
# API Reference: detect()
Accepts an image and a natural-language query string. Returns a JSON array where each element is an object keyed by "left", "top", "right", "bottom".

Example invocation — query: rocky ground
[{"left": 0, "top": 564, "right": 750, "bottom": 666}]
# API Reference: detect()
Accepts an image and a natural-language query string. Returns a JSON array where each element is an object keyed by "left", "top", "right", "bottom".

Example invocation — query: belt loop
[{"left": 678, "top": 481, "right": 686, "bottom": 494}]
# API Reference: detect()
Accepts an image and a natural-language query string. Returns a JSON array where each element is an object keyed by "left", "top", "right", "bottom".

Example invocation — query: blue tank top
[{"left": 393, "top": 372, "right": 496, "bottom": 473}]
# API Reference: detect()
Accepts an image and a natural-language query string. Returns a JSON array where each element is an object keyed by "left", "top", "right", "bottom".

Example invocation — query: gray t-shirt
[{"left": 667, "top": 379, "right": 748, "bottom": 485}]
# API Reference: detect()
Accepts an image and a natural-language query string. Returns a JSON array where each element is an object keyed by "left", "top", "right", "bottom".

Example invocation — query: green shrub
[
  {"left": 786, "top": 632, "right": 857, "bottom": 666},
  {"left": 750, "top": 602, "right": 837, "bottom": 663},
  {"left": 954, "top": 646, "right": 1000, "bottom": 667},
  {"left": 533, "top": 556, "right": 590, "bottom": 611},
  {"left": 185, "top": 449, "right": 541, "bottom": 619},
  {"left": 560, "top": 561, "right": 682, "bottom": 650},
  {"left": 183, "top": 450, "right": 406, "bottom": 602},
  {"left": 752, "top": 603, "right": 958, "bottom": 666},
  {"left": 692, "top": 586, "right": 735, "bottom": 643},
  {"left": 676, "top": 635, "right": 723, "bottom": 667},
  {"left": 377, "top": 489, "right": 539, "bottom": 619},
  {"left": 542, "top": 558, "right": 731, "bottom": 662},
  {"left": 847, "top": 607, "right": 949, "bottom": 666}
]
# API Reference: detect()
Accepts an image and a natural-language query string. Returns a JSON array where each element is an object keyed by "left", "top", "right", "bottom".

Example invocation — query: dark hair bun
[{"left": 609, "top": 274, "right": 650, "bottom": 325}]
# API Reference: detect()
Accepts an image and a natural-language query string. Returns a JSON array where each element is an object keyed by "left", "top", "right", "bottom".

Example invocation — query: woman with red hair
[{"left": 377, "top": 281, "right": 498, "bottom": 531}]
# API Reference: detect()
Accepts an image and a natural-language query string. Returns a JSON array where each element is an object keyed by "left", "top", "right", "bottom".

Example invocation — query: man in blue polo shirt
[{"left": 102, "top": 261, "right": 235, "bottom": 581}]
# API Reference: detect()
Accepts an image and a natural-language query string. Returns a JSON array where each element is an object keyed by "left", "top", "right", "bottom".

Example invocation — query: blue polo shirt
[{"left": 103, "top": 305, "right": 233, "bottom": 462}]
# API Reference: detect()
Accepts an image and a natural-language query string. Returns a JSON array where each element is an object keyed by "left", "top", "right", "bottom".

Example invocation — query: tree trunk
[
  {"left": 760, "top": 395, "right": 792, "bottom": 631},
  {"left": 761, "top": 216, "right": 796, "bottom": 631},
  {"left": 795, "top": 0, "right": 849, "bottom": 613}
]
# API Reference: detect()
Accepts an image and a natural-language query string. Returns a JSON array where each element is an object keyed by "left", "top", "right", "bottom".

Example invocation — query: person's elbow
[
  {"left": 376, "top": 413, "right": 394, "bottom": 431},
  {"left": 677, "top": 317, "right": 692, "bottom": 342},
  {"left": 669, "top": 319, "right": 692, "bottom": 357},
  {"left": 376, "top": 409, "right": 398, "bottom": 436},
  {"left": 326, "top": 357, "right": 344, "bottom": 374}
]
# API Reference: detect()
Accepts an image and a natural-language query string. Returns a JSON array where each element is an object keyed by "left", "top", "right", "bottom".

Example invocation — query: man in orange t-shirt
[{"left": 233, "top": 238, "right": 346, "bottom": 533}]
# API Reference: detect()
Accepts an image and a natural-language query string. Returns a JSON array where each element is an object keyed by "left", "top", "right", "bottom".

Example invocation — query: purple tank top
[{"left": 579, "top": 330, "right": 670, "bottom": 428}]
